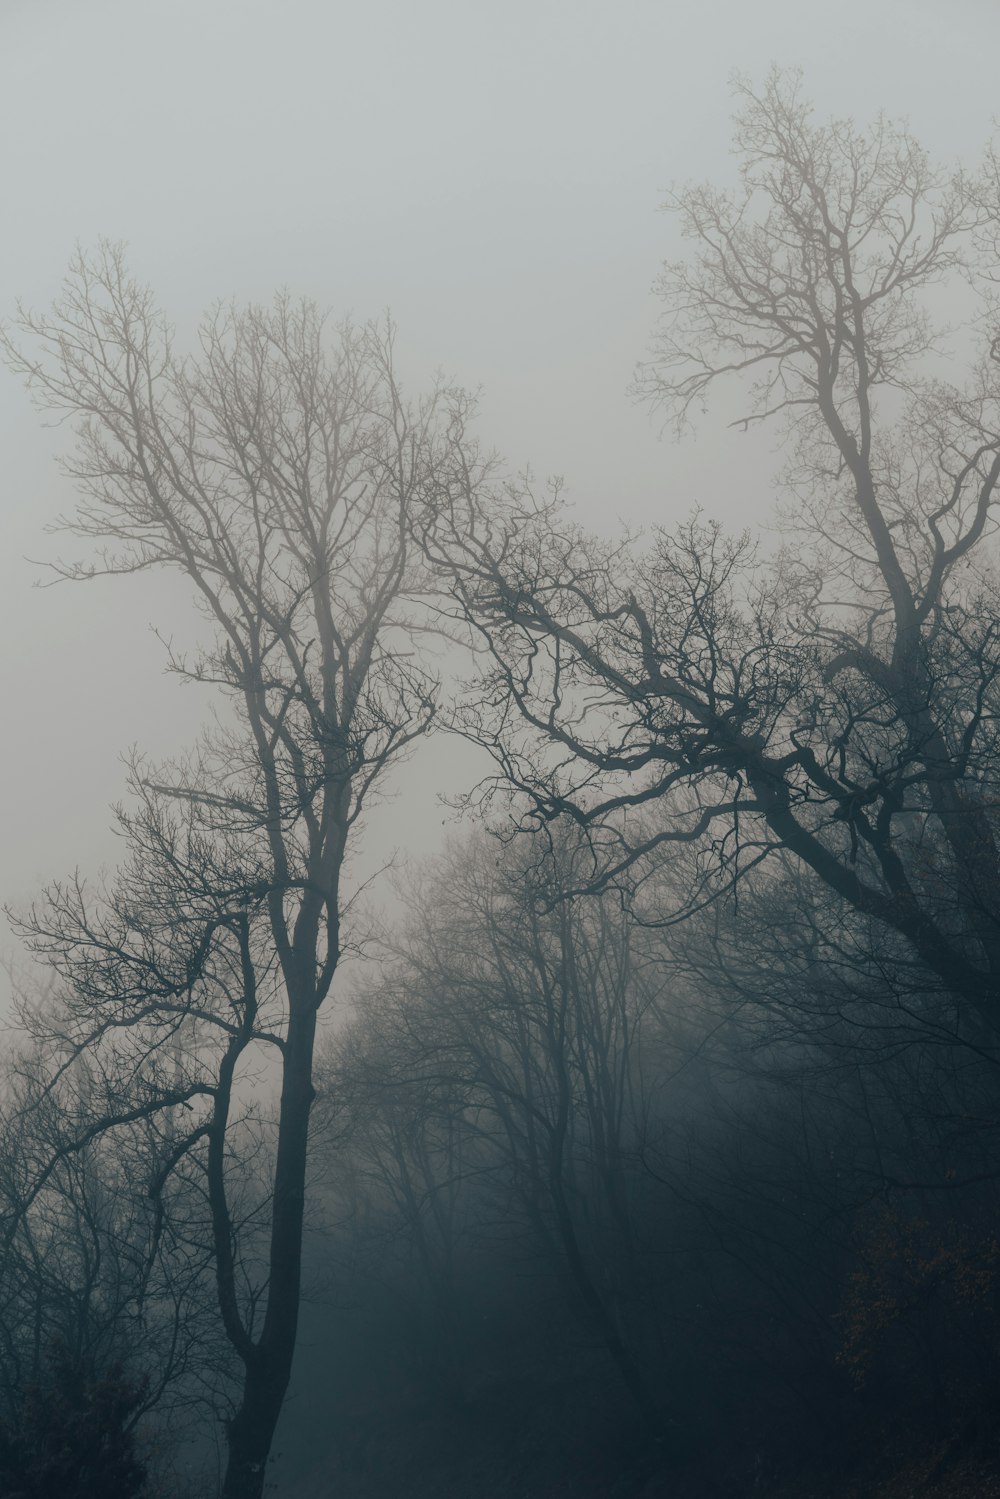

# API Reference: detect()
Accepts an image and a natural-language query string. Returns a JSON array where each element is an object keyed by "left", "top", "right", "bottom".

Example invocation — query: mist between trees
[{"left": 4, "top": 69, "right": 1000, "bottom": 1499}]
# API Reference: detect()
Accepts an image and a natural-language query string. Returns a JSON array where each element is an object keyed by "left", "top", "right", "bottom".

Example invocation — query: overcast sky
[{"left": 1, "top": 0, "right": 997, "bottom": 994}]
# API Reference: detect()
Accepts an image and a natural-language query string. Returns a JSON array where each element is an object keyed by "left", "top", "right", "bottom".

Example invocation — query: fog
[
  {"left": 1, "top": 0, "right": 991, "bottom": 932},
  {"left": 2, "top": 5, "right": 1000, "bottom": 1497}
]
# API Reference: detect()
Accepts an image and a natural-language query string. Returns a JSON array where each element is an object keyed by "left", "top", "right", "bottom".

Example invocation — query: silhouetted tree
[
  {"left": 330, "top": 831, "right": 664, "bottom": 1444},
  {"left": 0, "top": 1038, "right": 222, "bottom": 1483},
  {"left": 421, "top": 72, "right": 1000, "bottom": 1040},
  {"left": 3, "top": 247, "right": 450, "bottom": 1499}
]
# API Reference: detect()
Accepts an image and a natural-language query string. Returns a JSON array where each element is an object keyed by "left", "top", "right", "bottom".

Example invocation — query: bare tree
[
  {"left": 421, "top": 73, "right": 1000, "bottom": 1034},
  {"left": 320, "top": 1027, "right": 476, "bottom": 1407},
  {"left": 0, "top": 1043, "right": 217, "bottom": 1494},
  {"left": 3, "top": 246, "right": 447, "bottom": 1499},
  {"left": 331, "top": 830, "right": 665, "bottom": 1442}
]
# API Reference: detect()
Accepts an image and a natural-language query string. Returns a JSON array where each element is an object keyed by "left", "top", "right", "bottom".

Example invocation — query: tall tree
[
  {"left": 4, "top": 246, "right": 446, "bottom": 1498},
  {"left": 422, "top": 73, "right": 1000, "bottom": 1033}
]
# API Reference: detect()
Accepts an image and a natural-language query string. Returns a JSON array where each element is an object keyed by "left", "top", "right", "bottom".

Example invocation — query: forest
[{"left": 4, "top": 71, "right": 1000, "bottom": 1498}]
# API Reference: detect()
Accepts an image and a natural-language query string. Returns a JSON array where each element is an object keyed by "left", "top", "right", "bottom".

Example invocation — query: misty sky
[{"left": 1, "top": 0, "right": 996, "bottom": 994}]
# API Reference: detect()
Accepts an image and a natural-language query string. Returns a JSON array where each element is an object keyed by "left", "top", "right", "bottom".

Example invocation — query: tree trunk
[
  {"left": 221, "top": 1366, "right": 287, "bottom": 1499},
  {"left": 220, "top": 998, "right": 318, "bottom": 1499}
]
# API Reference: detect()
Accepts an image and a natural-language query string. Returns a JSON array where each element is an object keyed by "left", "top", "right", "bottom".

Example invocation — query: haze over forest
[
  {"left": 1, "top": 0, "right": 992, "bottom": 941},
  {"left": 3, "top": 4, "right": 1000, "bottom": 1498}
]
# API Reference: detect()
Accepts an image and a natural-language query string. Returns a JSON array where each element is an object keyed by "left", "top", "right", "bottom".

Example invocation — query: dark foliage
[{"left": 0, "top": 1351, "right": 148, "bottom": 1499}]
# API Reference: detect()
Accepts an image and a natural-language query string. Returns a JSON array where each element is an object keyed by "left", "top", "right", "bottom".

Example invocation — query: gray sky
[{"left": 1, "top": 0, "right": 997, "bottom": 990}]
